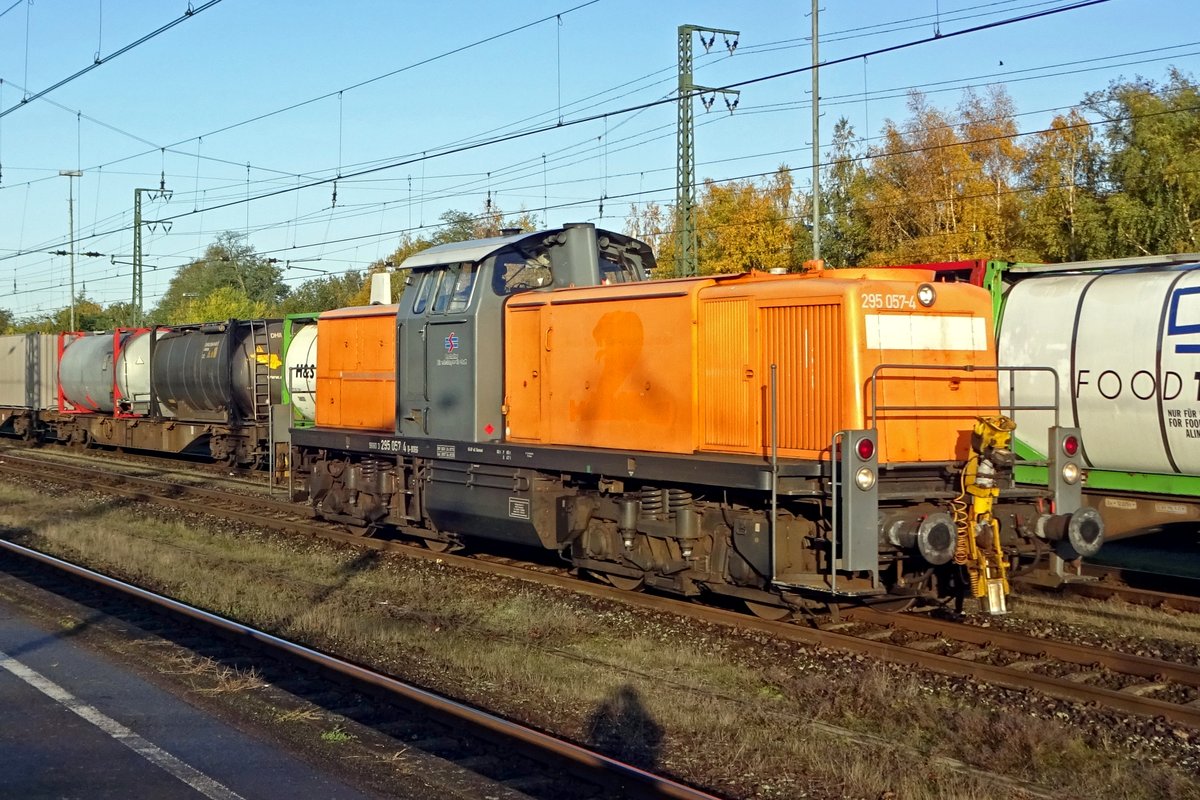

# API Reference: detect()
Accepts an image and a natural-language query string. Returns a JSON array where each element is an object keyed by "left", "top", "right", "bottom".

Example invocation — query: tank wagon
[
  {"left": 894, "top": 254, "right": 1200, "bottom": 540},
  {"left": 290, "top": 223, "right": 1101, "bottom": 616},
  {"left": 0, "top": 319, "right": 285, "bottom": 465}
]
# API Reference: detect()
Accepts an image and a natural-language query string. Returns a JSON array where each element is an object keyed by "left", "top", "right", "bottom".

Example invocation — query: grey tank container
[
  {"left": 59, "top": 331, "right": 157, "bottom": 414},
  {"left": 0, "top": 334, "right": 58, "bottom": 410},
  {"left": 59, "top": 333, "right": 118, "bottom": 413}
]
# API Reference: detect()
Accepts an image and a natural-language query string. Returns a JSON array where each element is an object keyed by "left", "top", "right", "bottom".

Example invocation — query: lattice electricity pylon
[
  {"left": 133, "top": 183, "right": 171, "bottom": 323},
  {"left": 675, "top": 24, "right": 739, "bottom": 277}
]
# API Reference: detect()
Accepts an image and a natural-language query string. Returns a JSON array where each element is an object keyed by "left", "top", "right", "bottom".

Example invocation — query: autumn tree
[
  {"left": 626, "top": 168, "right": 807, "bottom": 276},
  {"left": 624, "top": 201, "right": 675, "bottom": 276},
  {"left": 821, "top": 118, "right": 871, "bottom": 267},
  {"left": 694, "top": 166, "right": 798, "bottom": 274},
  {"left": 1021, "top": 109, "right": 1107, "bottom": 261},
  {"left": 862, "top": 92, "right": 976, "bottom": 263},
  {"left": 958, "top": 87, "right": 1027, "bottom": 258}
]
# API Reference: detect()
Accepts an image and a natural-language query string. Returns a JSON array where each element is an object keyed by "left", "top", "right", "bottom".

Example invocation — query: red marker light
[
  {"left": 1063, "top": 435, "right": 1079, "bottom": 457},
  {"left": 856, "top": 437, "right": 875, "bottom": 460},
  {"left": 484, "top": 423, "right": 495, "bottom": 436}
]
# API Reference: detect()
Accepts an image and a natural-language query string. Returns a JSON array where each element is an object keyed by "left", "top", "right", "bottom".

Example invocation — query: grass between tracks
[{"left": 0, "top": 482, "right": 1197, "bottom": 800}]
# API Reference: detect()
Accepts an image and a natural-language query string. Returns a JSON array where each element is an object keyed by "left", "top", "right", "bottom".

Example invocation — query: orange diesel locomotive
[{"left": 290, "top": 224, "right": 1102, "bottom": 615}]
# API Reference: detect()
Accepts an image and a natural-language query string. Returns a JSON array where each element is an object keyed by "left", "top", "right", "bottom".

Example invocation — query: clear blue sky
[{"left": 0, "top": 0, "right": 1196, "bottom": 318}]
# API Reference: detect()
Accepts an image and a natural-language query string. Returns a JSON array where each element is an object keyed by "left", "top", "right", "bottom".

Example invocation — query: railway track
[
  {"left": 1066, "top": 565, "right": 1200, "bottom": 615},
  {"left": 2, "top": 450, "right": 1199, "bottom": 731},
  {"left": 0, "top": 537, "right": 723, "bottom": 800}
]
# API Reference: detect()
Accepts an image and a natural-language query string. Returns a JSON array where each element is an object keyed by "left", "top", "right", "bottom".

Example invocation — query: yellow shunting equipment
[{"left": 953, "top": 416, "right": 1017, "bottom": 614}]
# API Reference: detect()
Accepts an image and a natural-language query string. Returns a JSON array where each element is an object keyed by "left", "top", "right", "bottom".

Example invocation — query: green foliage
[
  {"left": 278, "top": 270, "right": 366, "bottom": 314},
  {"left": 1085, "top": 68, "right": 1200, "bottom": 255},
  {"left": 9, "top": 293, "right": 141, "bottom": 333},
  {"left": 319, "top": 726, "right": 355, "bottom": 744},
  {"left": 822, "top": 118, "right": 872, "bottom": 268},
  {"left": 1021, "top": 110, "right": 1108, "bottom": 262},
  {"left": 152, "top": 232, "right": 286, "bottom": 324},
  {"left": 175, "top": 285, "right": 270, "bottom": 324}
]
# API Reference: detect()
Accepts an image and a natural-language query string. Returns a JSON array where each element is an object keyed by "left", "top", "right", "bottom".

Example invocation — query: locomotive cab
[{"left": 390, "top": 223, "right": 653, "bottom": 444}]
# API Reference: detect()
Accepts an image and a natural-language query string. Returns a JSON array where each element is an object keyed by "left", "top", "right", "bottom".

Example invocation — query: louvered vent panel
[
  {"left": 700, "top": 298, "right": 753, "bottom": 449},
  {"left": 760, "top": 303, "right": 844, "bottom": 453}
]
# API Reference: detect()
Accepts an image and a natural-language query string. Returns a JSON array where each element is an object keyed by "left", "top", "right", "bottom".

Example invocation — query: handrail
[{"left": 866, "top": 364, "right": 1061, "bottom": 429}]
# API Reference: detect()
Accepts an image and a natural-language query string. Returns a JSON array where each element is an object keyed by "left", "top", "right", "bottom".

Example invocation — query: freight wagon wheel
[
  {"left": 422, "top": 537, "right": 462, "bottom": 554},
  {"left": 744, "top": 600, "right": 792, "bottom": 621}
]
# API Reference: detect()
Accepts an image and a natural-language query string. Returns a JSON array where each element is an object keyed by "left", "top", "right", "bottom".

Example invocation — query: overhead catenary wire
[
  {"left": 0, "top": 0, "right": 615, "bottom": 201},
  {"left": 0, "top": 60, "right": 1183, "bottom": 274},
  {"left": 0, "top": 0, "right": 1169, "bottom": 315},
  {"left": 0, "top": 1, "right": 224, "bottom": 119},
  {"left": 104, "top": 0, "right": 1127, "bottom": 234}
]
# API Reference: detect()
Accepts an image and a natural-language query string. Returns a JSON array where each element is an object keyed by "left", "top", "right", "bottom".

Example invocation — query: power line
[
  {"left": 0, "top": 1, "right": 224, "bottom": 119},
  {"left": 0, "top": 0, "right": 610, "bottom": 200},
  {"left": 0, "top": 0, "right": 1139, "bottom": 302},
  {"left": 138, "top": 0, "right": 1125, "bottom": 229},
  {"left": 162, "top": 1, "right": 600, "bottom": 148}
]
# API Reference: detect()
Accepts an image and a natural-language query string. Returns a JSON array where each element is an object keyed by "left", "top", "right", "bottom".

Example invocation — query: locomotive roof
[
  {"left": 398, "top": 225, "right": 641, "bottom": 270},
  {"left": 398, "top": 230, "right": 546, "bottom": 270}
]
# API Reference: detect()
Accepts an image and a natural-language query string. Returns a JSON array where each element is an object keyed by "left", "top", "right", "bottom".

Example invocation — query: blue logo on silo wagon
[
  {"left": 444, "top": 332, "right": 459, "bottom": 354},
  {"left": 1167, "top": 287, "right": 1200, "bottom": 353}
]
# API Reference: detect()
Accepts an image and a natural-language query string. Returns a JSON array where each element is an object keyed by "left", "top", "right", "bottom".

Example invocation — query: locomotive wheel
[
  {"left": 864, "top": 597, "right": 916, "bottom": 613},
  {"left": 744, "top": 600, "right": 792, "bottom": 620},
  {"left": 598, "top": 572, "right": 645, "bottom": 592}
]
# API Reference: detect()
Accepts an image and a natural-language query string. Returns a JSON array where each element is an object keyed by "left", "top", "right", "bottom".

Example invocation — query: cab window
[
  {"left": 493, "top": 251, "right": 552, "bottom": 295},
  {"left": 599, "top": 256, "right": 638, "bottom": 284},
  {"left": 432, "top": 262, "right": 477, "bottom": 313},
  {"left": 411, "top": 269, "right": 439, "bottom": 314}
]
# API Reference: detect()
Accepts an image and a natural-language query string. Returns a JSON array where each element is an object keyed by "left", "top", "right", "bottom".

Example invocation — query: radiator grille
[{"left": 761, "top": 303, "right": 844, "bottom": 452}]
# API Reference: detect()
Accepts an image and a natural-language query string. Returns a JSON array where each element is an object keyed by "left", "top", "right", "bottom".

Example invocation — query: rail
[
  {"left": 3, "top": 450, "right": 1197, "bottom": 732},
  {"left": 0, "top": 537, "right": 724, "bottom": 800}
]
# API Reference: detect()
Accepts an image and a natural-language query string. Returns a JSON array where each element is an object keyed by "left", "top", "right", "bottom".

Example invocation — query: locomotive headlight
[
  {"left": 855, "top": 467, "right": 876, "bottom": 491},
  {"left": 1061, "top": 462, "right": 1081, "bottom": 485},
  {"left": 917, "top": 283, "right": 937, "bottom": 307}
]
